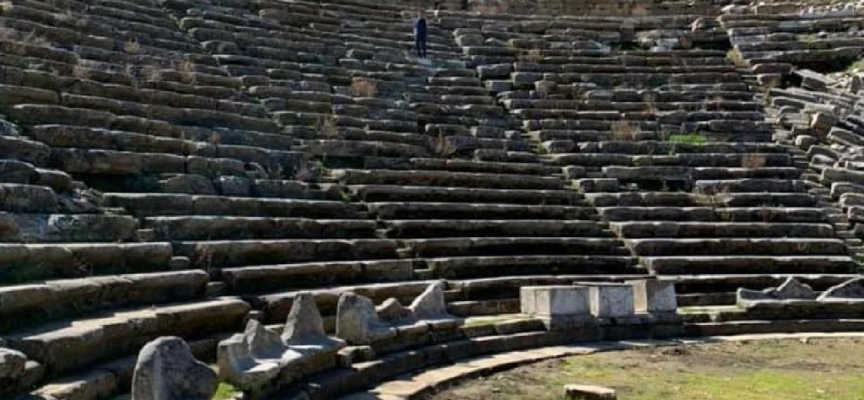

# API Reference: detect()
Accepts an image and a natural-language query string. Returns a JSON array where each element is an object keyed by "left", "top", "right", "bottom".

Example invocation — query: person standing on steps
[{"left": 414, "top": 10, "right": 428, "bottom": 58}]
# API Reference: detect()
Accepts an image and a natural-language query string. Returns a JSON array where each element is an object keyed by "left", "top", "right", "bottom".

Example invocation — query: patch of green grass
[
  {"left": 461, "top": 314, "right": 528, "bottom": 328},
  {"left": 676, "top": 305, "right": 739, "bottom": 315},
  {"left": 667, "top": 134, "right": 707, "bottom": 144},
  {"left": 847, "top": 59, "right": 864, "bottom": 73},
  {"left": 796, "top": 33, "right": 820, "bottom": 43},
  {"left": 432, "top": 338, "right": 864, "bottom": 400},
  {"left": 214, "top": 382, "right": 239, "bottom": 400}
]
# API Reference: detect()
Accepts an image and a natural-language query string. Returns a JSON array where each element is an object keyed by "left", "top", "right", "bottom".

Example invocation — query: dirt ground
[{"left": 426, "top": 338, "right": 864, "bottom": 400}]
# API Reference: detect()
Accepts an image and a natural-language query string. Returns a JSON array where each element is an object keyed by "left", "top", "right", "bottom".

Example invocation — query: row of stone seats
[
  {"left": 0, "top": 0, "right": 348, "bottom": 397},
  {"left": 748, "top": 64, "right": 864, "bottom": 263},
  {"left": 0, "top": 2, "right": 860, "bottom": 399},
  {"left": 445, "top": 13, "right": 857, "bottom": 277},
  {"left": 0, "top": 0, "right": 321, "bottom": 201},
  {"left": 721, "top": 11, "right": 864, "bottom": 76}
]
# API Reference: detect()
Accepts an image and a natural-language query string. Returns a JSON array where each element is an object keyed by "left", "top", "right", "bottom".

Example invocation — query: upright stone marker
[
  {"left": 409, "top": 281, "right": 453, "bottom": 320},
  {"left": 336, "top": 292, "right": 397, "bottom": 345},
  {"left": 131, "top": 336, "right": 218, "bottom": 400},
  {"left": 282, "top": 293, "right": 345, "bottom": 352}
]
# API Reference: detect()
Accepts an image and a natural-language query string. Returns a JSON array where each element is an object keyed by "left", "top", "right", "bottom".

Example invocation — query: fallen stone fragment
[{"left": 563, "top": 383, "right": 617, "bottom": 399}]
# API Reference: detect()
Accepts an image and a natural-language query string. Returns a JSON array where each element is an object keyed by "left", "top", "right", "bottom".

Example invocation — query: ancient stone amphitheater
[{"left": 2, "top": 0, "right": 864, "bottom": 398}]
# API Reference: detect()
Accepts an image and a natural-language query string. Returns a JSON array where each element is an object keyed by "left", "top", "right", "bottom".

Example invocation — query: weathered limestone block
[
  {"left": 336, "top": 292, "right": 397, "bottom": 345},
  {"left": 456, "top": 34, "right": 484, "bottom": 47},
  {"left": 628, "top": 279, "right": 677, "bottom": 314},
  {"left": 159, "top": 174, "right": 216, "bottom": 194},
  {"left": 0, "top": 347, "right": 26, "bottom": 380},
  {"left": 818, "top": 277, "right": 864, "bottom": 300},
  {"left": 215, "top": 176, "right": 251, "bottom": 196},
  {"left": 408, "top": 281, "right": 454, "bottom": 320},
  {"left": 477, "top": 63, "right": 512, "bottom": 79},
  {"left": 810, "top": 112, "right": 838, "bottom": 134},
  {"left": 131, "top": 336, "right": 218, "bottom": 400},
  {"left": 520, "top": 285, "right": 591, "bottom": 317},
  {"left": 795, "top": 134, "right": 816, "bottom": 149},
  {"left": 0, "top": 160, "right": 37, "bottom": 184},
  {"left": 584, "top": 283, "right": 635, "bottom": 318}
]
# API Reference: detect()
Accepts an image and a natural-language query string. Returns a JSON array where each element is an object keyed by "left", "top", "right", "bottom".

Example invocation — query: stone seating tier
[{"left": 0, "top": 1, "right": 862, "bottom": 399}]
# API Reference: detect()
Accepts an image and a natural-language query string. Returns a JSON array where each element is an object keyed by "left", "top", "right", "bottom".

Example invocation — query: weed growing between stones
[
  {"left": 727, "top": 48, "right": 745, "bottom": 67},
  {"left": 523, "top": 49, "right": 543, "bottom": 63},
  {"left": 667, "top": 133, "right": 707, "bottom": 144}
]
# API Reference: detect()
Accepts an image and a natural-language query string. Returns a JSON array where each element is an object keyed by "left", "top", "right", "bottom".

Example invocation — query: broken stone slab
[
  {"left": 818, "top": 277, "right": 864, "bottom": 300},
  {"left": 580, "top": 283, "right": 635, "bottom": 318},
  {"left": 131, "top": 336, "right": 218, "bottom": 400},
  {"left": 628, "top": 279, "right": 677, "bottom": 314},
  {"left": 282, "top": 293, "right": 345, "bottom": 352},
  {"left": 408, "top": 281, "right": 455, "bottom": 321},
  {"left": 564, "top": 384, "right": 617, "bottom": 400},
  {"left": 795, "top": 69, "right": 835, "bottom": 91},
  {"left": 336, "top": 292, "right": 398, "bottom": 345},
  {"left": 737, "top": 277, "right": 819, "bottom": 308}
]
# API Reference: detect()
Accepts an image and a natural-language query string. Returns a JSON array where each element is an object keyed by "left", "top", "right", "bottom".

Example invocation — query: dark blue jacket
[{"left": 414, "top": 18, "right": 427, "bottom": 40}]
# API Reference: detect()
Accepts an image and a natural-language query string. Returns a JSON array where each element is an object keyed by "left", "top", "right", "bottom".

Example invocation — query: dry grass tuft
[
  {"left": 611, "top": 119, "right": 640, "bottom": 141},
  {"left": 176, "top": 59, "right": 197, "bottom": 85},
  {"left": 351, "top": 77, "right": 378, "bottom": 98},
  {"left": 741, "top": 153, "right": 766, "bottom": 169},
  {"left": 523, "top": 49, "right": 543, "bottom": 63},
  {"left": 433, "top": 133, "right": 458, "bottom": 158},
  {"left": 141, "top": 63, "right": 163, "bottom": 82},
  {"left": 123, "top": 37, "right": 141, "bottom": 54},
  {"left": 316, "top": 114, "right": 341, "bottom": 138},
  {"left": 741, "top": 154, "right": 765, "bottom": 169}
]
